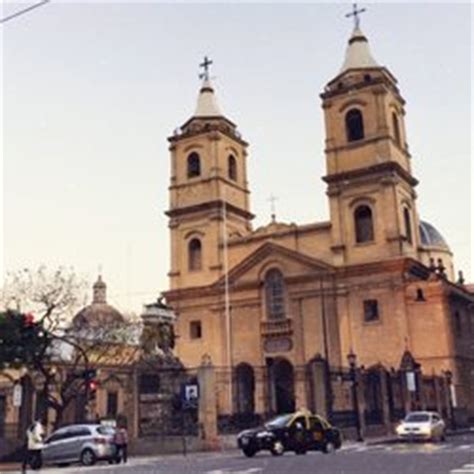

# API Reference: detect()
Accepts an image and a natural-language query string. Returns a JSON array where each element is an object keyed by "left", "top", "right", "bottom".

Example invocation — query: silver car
[
  {"left": 395, "top": 411, "right": 446, "bottom": 442},
  {"left": 42, "top": 424, "right": 116, "bottom": 466}
]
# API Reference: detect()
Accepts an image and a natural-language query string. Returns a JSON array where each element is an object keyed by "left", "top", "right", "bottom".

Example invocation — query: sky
[{"left": 1, "top": 1, "right": 472, "bottom": 315}]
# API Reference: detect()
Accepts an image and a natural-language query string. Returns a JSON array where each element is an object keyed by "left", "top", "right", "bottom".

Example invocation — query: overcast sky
[{"left": 2, "top": 2, "right": 472, "bottom": 314}]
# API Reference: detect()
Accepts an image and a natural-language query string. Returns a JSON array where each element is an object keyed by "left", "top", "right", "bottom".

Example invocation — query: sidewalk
[{"left": 0, "top": 462, "right": 21, "bottom": 473}]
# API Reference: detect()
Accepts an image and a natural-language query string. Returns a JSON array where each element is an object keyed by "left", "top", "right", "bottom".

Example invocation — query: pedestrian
[
  {"left": 22, "top": 420, "right": 45, "bottom": 472},
  {"left": 113, "top": 424, "right": 128, "bottom": 464}
]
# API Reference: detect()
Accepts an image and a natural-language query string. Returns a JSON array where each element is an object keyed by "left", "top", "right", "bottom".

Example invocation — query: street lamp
[
  {"left": 444, "top": 370, "right": 456, "bottom": 430},
  {"left": 347, "top": 349, "right": 363, "bottom": 442}
]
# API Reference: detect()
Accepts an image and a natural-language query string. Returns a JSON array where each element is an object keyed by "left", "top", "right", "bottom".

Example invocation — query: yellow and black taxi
[{"left": 237, "top": 409, "right": 342, "bottom": 457}]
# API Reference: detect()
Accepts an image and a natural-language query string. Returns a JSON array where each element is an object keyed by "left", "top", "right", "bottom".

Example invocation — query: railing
[
  {"left": 0, "top": 423, "right": 21, "bottom": 440},
  {"left": 260, "top": 318, "right": 293, "bottom": 337}
]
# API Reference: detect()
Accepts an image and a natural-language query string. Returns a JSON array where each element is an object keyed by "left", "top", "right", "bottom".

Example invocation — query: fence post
[
  {"left": 379, "top": 368, "right": 391, "bottom": 435},
  {"left": 197, "top": 355, "right": 218, "bottom": 450}
]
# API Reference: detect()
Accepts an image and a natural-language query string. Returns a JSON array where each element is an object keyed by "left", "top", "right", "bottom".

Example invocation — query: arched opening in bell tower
[{"left": 345, "top": 108, "right": 365, "bottom": 142}]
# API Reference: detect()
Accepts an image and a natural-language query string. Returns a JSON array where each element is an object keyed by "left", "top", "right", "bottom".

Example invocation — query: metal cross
[
  {"left": 268, "top": 194, "right": 279, "bottom": 222},
  {"left": 345, "top": 3, "right": 366, "bottom": 29},
  {"left": 199, "top": 56, "right": 213, "bottom": 81}
]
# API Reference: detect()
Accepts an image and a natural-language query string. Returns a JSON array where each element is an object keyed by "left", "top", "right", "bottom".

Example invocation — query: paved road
[{"left": 18, "top": 433, "right": 474, "bottom": 474}]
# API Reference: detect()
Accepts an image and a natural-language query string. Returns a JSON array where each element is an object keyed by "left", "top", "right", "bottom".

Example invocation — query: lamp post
[
  {"left": 347, "top": 349, "right": 363, "bottom": 442},
  {"left": 444, "top": 370, "right": 456, "bottom": 431}
]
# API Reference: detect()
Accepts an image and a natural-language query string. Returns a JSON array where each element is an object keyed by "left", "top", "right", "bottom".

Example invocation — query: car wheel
[
  {"left": 323, "top": 441, "right": 336, "bottom": 454},
  {"left": 270, "top": 440, "right": 285, "bottom": 456},
  {"left": 80, "top": 448, "right": 96, "bottom": 466},
  {"left": 242, "top": 446, "right": 257, "bottom": 458}
]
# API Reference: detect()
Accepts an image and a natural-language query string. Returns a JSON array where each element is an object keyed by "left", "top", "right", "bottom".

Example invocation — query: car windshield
[
  {"left": 265, "top": 414, "right": 293, "bottom": 429},
  {"left": 405, "top": 413, "right": 430, "bottom": 423},
  {"left": 97, "top": 426, "right": 116, "bottom": 435}
]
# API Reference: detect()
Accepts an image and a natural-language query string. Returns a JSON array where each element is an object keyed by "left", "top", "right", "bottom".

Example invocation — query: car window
[
  {"left": 266, "top": 414, "right": 293, "bottom": 429},
  {"left": 405, "top": 413, "right": 430, "bottom": 422},
  {"left": 71, "top": 427, "right": 91, "bottom": 437},
  {"left": 291, "top": 416, "right": 307, "bottom": 430},
  {"left": 46, "top": 429, "right": 68, "bottom": 443},
  {"left": 309, "top": 416, "right": 324, "bottom": 431},
  {"left": 97, "top": 426, "right": 115, "bottom": 436}
]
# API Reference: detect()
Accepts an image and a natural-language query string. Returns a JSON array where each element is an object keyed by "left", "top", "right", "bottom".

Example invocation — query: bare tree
[{"left": 1, "top": 266, "right": 140, "bottom": 428}]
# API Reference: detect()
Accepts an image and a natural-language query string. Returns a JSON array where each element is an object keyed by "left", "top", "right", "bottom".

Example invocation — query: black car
[{"left": 237, "top": 410, "right": 342, "bottom": 457}]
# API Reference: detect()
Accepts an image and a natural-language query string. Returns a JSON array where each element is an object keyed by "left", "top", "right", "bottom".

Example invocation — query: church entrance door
[{"left": 271, "top": 359, "right": 295, "bottom": 414}]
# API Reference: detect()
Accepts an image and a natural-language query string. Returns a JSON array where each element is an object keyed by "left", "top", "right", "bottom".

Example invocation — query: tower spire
[
  {"left": 194, "top": 56, "right": 223, "bottom": 118},
  {"left": 339, "top": 5, "right": 379, "bottom": 74}
]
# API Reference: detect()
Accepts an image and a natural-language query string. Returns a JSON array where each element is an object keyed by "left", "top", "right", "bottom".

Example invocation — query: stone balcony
[{"left": 260, "top": 318, "right": 293, "bottom": 337}]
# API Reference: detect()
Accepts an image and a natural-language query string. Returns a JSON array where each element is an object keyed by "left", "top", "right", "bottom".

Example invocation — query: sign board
[
  {"left": 13, "top": 383, "right": 23, "bottom": 407},
  {"left": 406, "top": 371, "right": 416, "bottom": 392},
  {"left": 450, "top": 384, "right": 458, "bottom": 408},
  {"left": 100, "top": 419, "right": 117, "bottom": 428},
  {"left": 181, "top": 383, "right": 199, "bottom": 409}
]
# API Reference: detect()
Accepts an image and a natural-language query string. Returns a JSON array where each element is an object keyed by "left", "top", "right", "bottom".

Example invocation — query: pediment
[{"left": 213, "top": 242, "right": 334, "bottom": 289}]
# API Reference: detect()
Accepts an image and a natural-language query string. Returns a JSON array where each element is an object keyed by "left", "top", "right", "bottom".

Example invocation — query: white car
[{"left": 395, "top": 411, "right": 446, "bottom": 442}]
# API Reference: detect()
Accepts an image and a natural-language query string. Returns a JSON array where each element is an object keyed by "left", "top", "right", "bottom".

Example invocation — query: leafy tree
[{"left": 0, "top": 310, "right": 51, "bottom": 369}]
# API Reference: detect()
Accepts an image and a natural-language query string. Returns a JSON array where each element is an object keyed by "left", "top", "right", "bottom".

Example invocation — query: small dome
[
  {"left": 72, "top": 304, "right": 124, "bottom": 328},
  {"left": 419, "top": 221, "right": 449, "bottom": 249},
  {"left": 72, "top": 275, "right": 124, "bottom": 329}
]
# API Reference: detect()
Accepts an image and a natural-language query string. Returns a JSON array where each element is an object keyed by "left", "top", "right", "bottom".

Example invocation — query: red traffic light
[
  {"left": 24, "top": 313, "right": 35, "bottom": 327},
  {"left": 88, "top": 380, "right": 98, "bottom": 391}
]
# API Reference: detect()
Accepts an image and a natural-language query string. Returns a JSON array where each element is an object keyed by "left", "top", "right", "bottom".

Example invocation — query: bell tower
[
  {"left": 166, "top": 58, "right": 253, "bottom": 289},
  {"left": 321, "top": 14, "right": 420, "bottom": 265}
]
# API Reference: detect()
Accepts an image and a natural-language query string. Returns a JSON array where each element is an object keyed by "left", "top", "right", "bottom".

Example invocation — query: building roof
[
  {"left": 193, "top": 78, "right": 223, "bottom": 118},
  {"left": 419, "top": 220, "right": 450, "bottom": 250},
  {"left": 72, "top": 275, "right": 124, "bottom": 329},
  {"left": 340, "top": 27, "right": 380, "bottom": 73}
]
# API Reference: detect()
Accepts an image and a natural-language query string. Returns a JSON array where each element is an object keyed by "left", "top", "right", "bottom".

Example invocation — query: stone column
[
  {"left": 295, "top": 366, "right": 307, "bottom": 410},
  {"left": 198, "top": 355, "right": 219, "bottom": 450},
  {"left": 434, "top": 376, "right": 443, "bottom": 415},
  {"left": 308, "top": 358, "right": 327, "bottom": 418},
  {"left": 254, "top": 367, "right": 266, "bottom": 415}
]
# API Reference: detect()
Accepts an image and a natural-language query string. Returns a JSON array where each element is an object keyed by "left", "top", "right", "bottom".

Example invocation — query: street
[{"left": 26, "top": 433, "right": 474, "bottom": 474}]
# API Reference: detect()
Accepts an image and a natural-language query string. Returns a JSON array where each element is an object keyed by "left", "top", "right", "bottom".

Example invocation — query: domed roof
[
  {"left": 419, "top": 221, "right": 450, "bottom": 250},
  {"left": 72, "top": 275, "right": 124, "bottom": 329}
]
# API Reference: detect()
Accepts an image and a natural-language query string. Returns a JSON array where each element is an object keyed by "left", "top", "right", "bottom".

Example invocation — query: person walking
[
  {"left": 113, "top": 424, "right": 128, "bottom": 464},
  {"left": 22, "top": 420, "right": 45, "bottom": 472}
]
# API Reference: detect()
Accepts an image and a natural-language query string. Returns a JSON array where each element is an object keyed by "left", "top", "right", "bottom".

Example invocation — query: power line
[{"left": 1, "top": 0, "right": 50, "bottom": 24}]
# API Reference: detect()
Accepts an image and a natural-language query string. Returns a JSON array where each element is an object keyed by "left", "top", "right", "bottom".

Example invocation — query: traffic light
[
  {"left": 82, "top": 368, "right": 97, "bottom": 381},
  {"left": 83, "top": 368, "right": 98, "bottom": 402}
]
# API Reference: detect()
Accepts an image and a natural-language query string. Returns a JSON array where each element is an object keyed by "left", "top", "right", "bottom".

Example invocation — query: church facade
[{"left": 164, "top": 25, "right": 474, "bottom": 422}]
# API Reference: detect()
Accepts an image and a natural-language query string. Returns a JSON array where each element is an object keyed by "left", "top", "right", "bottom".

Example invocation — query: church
[{"left": 163, "top": 18, "right": 474, "bottom": 423}]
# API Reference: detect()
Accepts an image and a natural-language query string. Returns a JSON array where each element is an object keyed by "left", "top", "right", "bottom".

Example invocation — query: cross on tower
[
  {"left": 199, "top": 56, "right": 213, "bottom": 81},
  {"left": 268, "top": 194, "right": 279, "bottom": 223},
  {"left": 345, "top": 3, "right": 366, "bottom": 29}
]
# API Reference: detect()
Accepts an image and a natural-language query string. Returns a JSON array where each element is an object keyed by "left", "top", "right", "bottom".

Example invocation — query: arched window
[
  {"left": 345, "top": 108, "right": 365, "bottom": 142},
  {"left": 392, "top": 112, "right": 401, "bottom": 147},
  {"left": 265, "top": 269, "right": 286, "bottom": 320},
  {"left": 187, "top": 152, "right": 201, "bottom": 178},
  {"left": 354, "top": 205, "right": 374, "bottom": 243},
  {"left": 228, "top": 154, "right": 237, "bottom": 181},
  {"left": 188, "top": 238, "right": 202, "bottom": 271},
  {"left": 235, "top": 363, "right": 255, "bottom": 414},
  {"left": 403, "top": 207, "right": 412, "bottom": 245}
]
